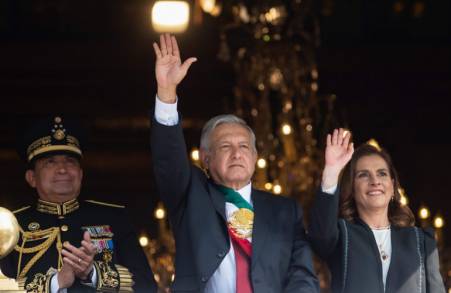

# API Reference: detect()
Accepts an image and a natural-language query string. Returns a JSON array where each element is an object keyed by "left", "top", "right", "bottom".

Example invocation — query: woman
[{"left": 308, "top": 128, "right": 445, "bottom": 293}]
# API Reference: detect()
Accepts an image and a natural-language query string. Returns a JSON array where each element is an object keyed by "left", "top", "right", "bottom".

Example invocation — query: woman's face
[{"left": 353, "top": 154, "right": 394, "bottom": 214}]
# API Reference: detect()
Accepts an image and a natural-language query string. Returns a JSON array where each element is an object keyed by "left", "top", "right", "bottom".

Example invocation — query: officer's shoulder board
[
  {"left": 13, "top": 206, "right": 31, "bottom": 214},
  {"left": 85, "top": 199, "right": 125, "bottom": 208}
]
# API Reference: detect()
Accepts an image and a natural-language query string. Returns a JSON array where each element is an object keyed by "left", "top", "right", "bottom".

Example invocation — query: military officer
[{"left": 0, "top": 116, "right": 157, "bottom": 293}]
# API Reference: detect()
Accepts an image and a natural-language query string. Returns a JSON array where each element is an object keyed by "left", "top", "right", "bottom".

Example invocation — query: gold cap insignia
[
  {"left": 53, "top": 129, "right": 65, "bottom": 140},
  {"left": 52, "top": 117, "right": 66, "bottom": 140},
  {"left": 24, "top": 116, "right": 83, "bottom": 162}
]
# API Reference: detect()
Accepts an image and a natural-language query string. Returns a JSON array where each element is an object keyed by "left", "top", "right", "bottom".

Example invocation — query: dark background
[{"left": 0, "top": 1, "right": 450, "bottom": 246}]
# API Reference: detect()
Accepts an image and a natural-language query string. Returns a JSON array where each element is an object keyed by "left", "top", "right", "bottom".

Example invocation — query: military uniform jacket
[
  {"left": 150, "top": 118, "right": 319, "bottom": 292},
  {"left": 0, "top": 199, "right": 157, "bottom": 293},
  {"left": 308, "top": 190, "right": 446, "bottom": 293}
]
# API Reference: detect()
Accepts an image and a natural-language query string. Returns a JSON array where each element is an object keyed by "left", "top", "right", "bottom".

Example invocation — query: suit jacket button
[
  {"left": 61, "top": 225, "right": 69, "bottom": 232},
  {"left": 217, "top": 251, "right": 225, "bottom": 258},
  {"left": 201, "top": 277, "right": 208, "bottom": 282}
]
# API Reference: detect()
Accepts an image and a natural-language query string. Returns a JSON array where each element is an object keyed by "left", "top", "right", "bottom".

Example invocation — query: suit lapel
[
  {"left": 385, "top": 227, "right": 399, "bottom": 293},
  {"left": 207, "top": 182, "right": 227, "bottom": 221},
  {"left": 250, "top": 189, "right": 271, "bottom": 268}
]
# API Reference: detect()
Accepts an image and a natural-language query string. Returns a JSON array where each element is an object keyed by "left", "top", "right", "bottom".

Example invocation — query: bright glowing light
[
  {"left": 191, "top": 149, "right": 200, "bottom": 161},
  {"left": 269, "top": 69, "right": 283, "bottom": 87},
  {"left": 367, "top": 138, "right": 381, "bottom": 150},
  {"left": 264, "top": 182, "right": 273, "bottom": 190},
  {"left": 398, "top": 188, "right": 408, "bottom": 206},
  {"left": 283, "top": 101, "right": 292, "bottom": 112},
  {"left": 434, "top": 216, "right": 444, "bottom": 228},
  {"left": 199, "top": 0, "right": 216, "bottom": 14},
  {"left": 273, "top": 184, "right": 282, "bottom": 194},
  {"left": 400, "top": 195, "right": 408, "bottom": 206},
  {"left": 418, "top": 207, "right": 430, "bottom": 220},
  {"left": 257, "top": 158, "right": 267, "bottom": 169},
  {"left": 281, "top": 123, "right": 292, "bottom": 135},
  {"left": 152, "top": 1, "right": 190, "bottom": 33},
  {"left": 155, "top": 207, "right": 166, "bottom": 219},
  {"left": 154, "top": 274, "right": 160, "bottom": 282},
  {"left": 139, "top": 236, "right": 149, "bottom": 247},
  {"left": 264, "top": 7, "right": 283, "bottom": 23},
  {"left": 210, "top": 5, "right": 222, "bottom": 17}
]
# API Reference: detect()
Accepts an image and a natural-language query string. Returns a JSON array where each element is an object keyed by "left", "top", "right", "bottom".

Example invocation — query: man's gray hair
[{"left": 200, "top": 114, "right": 257, "bottom": 152}]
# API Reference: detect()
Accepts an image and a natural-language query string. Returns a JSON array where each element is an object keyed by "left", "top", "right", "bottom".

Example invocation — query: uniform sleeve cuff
[
  {"left": 50, "top": 273, "right": 67, "bottom": 293},
  {"left": 80, "top": 267, "right": 97, "bottom": 288}
]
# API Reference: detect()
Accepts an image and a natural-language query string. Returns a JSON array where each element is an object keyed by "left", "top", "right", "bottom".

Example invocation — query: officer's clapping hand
[
  {"left": 61, "top": 231, "right": 97, "bottom": 281},
  {"left": 153, "top": 33, "right": 197, "bottom": 103},
  {"left": 57, "top": 262, "right": 76, "bottom": 289}
]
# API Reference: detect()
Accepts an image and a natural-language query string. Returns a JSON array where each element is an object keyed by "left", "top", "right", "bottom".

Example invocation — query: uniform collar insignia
[{"left": 36, "top": 198, "right": 79, "bottom": 216}]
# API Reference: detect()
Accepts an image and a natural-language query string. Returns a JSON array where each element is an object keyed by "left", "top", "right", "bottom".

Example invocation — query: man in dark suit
[
  {"left": 0, "top": 116, "right": 157, "bottom": 293},
  {"left": 150, "top": 34, "right": 318, "bottom": 293}
]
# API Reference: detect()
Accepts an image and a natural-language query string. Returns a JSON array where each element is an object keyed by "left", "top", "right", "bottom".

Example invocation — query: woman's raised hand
[{"left": 322, "top": 128, "right": 354, "bottom": 189}]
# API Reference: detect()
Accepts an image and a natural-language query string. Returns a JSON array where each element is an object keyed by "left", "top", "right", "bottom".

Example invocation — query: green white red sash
[
  {"left": 217, "top": 185, "right": 254, "bottom": 292},
  {"left": 217, "top": 185, "right": 254, "bottom": 255}
]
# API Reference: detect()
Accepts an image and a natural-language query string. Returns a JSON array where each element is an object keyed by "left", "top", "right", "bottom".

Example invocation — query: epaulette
[
  {"left": 13, "top": 206, "right": 31, "bottom": 214},
  {"left": 85, "top": 200, "right": 125, "bottom": 208}
]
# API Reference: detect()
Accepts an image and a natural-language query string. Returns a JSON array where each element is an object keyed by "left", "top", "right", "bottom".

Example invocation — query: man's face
[
  {"left": 202, "top": 123, "right": 257, "bottom": 190},
  {"left": 25, "top": 154, "right": 83, "bottom": 203}
]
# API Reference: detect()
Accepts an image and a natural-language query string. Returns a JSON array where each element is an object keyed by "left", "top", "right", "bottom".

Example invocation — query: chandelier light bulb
[
  {"left": 152, "top": 1, "right": 190, "bottom": 33},
  {"left": 273, "top": 184, "right": 282, "bottom": 194},
  {"left": 139, "top": 236, "right": 149, "bottom": 247},
  {"left": 434, "top": 216, "right": 444, "bottom": 228},
  {"left": 155, "top": 207, "right": 166, "bottom": 219},
  {"left": 199, "top": 0, "right": 216, "bottom": 14},
  {"left": 281, "top": 123, "right": 292, "bottom": 135},
  {"left": 367, "top": 138, "right": 381, "bottom": 150},
  {"left": 418, "top": 207, "right": 430, "bottom": 220},
  {"left": 191, "top": 149, "right": 200, "bottom": 161},
  {"left": 264, "top": 182, "right": 273, "bottom": 190},
  {"left": 257, "top": 158, "right": 267, "bottom": 169}
]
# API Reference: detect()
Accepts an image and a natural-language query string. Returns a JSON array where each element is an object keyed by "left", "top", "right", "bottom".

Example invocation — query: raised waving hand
[
  {"left": 322, "top": 128, "right": 354, "bottom": 189},
  {"left": 153, "top": 34, "right": 197, "bottom": 103}
]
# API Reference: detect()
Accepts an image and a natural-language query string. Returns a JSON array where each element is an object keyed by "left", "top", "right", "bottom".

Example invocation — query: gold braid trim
[
  {"left": 94, "top": 261, "right": 119, "bottom": 292},
  {"left": 14, "top": 227, "right": 62, "bottom": 279},
  {"left": 24, "top": 268, "right": 56, "bottom": 293},
  {"left": 36, "top": 198, "right": 79, "bottom": 216},
  {"left": 116, "top": 265, "right": 134, "bottom": 292},
  {"left": 85, "top": 200, "right": 125, "bottom": 209},
  {"left": 17, "top": 278, "right": 26, "bottom": 290},
  {"left": 13, "top": 206, "right": 31, "bottom": 214}
]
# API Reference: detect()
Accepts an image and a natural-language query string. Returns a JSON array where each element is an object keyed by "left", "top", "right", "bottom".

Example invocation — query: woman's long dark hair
[{"left": 339, "top": 144, "right": 415, "bottom": 227}]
